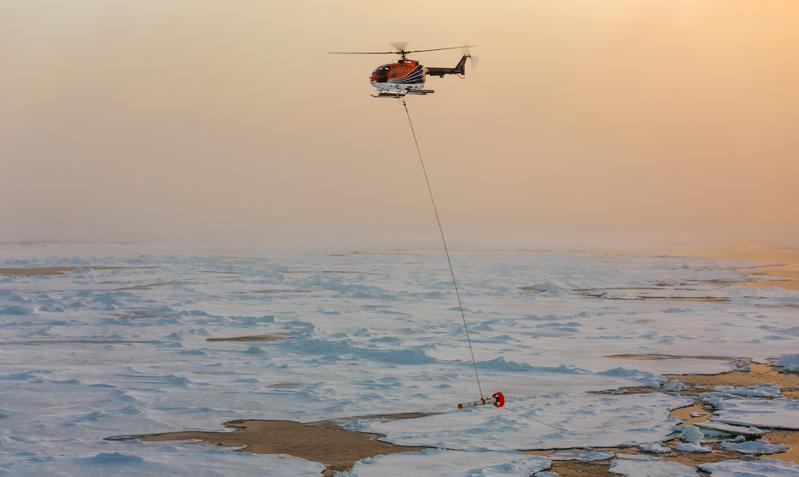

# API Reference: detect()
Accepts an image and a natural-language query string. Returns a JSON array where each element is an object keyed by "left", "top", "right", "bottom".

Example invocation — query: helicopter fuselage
[
  {"left": 369, "top": 55, "right": 469, "bottom": 97},
  {"left": 370, "top": 59, "right": 427, "bottom": 94}
]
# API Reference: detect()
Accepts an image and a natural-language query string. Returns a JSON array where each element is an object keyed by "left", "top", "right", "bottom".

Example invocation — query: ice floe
[
  {"left": 345, "top": 449, "right": 551, "bottom": 477},
  {"left": 700, "top": 459, "right": 799, "bottom": 477},
  {"left": 775, "top": 354, "right": 799, "bottom": 372},
  {"left": 712, "top": 397, "right": 799, "bottom": 430},
  {"left": 549, "top": 449, "right": 615, "bottom": 461},
  {"left": 357, "top": 393, "right": 691, "bottom": 450},
  {"left": 677, "top": 425, "right": 704, "bottom": 442},
  {"left": 674, "top": 441, "right": 711, "bottom": 453},
  {"left": 609, "top": 454, "right": 697, "bottom": 476},
  {"left": 719, "top": 439, "right": 786, "bottom": 455},
  {"left": 695, "top": 421, "right": 761, "bottom": 437},
  {"left": 638, "top": 442, "right": 671, "bottom": 454}
]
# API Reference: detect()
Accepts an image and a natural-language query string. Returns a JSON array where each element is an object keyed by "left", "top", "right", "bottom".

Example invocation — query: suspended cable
[{"left": 400, "top": 98, "right": 484, "bottom": 399}]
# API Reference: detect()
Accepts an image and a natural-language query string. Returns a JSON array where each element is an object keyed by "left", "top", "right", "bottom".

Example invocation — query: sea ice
[
  {"left": 719, "top": 439, "right": 786, "bottom": 455},
  {"left": 358, "top": 393, "right": 691, "bottom": 450},
  {"left": 609, "top": 454, "right": 697, "bottom": 476},
  {"left": 2, "top": 244, "right": 797, "bottom": 475},
  {"left": 638, "top": 442, "right": 671, "bottom": 454},
  {"left": 2, "top": 447, "right": 325, "bottom": 477},
  {"left": 345, "top": 449, "right": 551, "bottom": 477},
  {"left": 712, "top": 398, "right": 799, "bottom": 430},
  {"left": 712, "top": 384, "right": 781, "bottom": 398},
  {"left": 674, "top": 442, "right": 711, "bottom": 453},
  {"left": 549, "top": 449, "right": 615, "bottom": 461},
  {"left": 677, "top": 425, "right": 704, "bottom": 443},
  {"left": 695, "top": 421, "right": 761, "bottom": 437},
  {"left": 775, "top": 354, "right": 799, "bottom": 372},
  {"left": 699, "top": 459, "right": 799, "bottom": 477},
  {"left": 662, "top": 380, "right": 686, "bottom": 392}
]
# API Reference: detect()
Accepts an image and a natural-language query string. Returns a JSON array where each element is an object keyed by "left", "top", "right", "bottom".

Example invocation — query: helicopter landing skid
[
  {"left": 407, "top": 89, "right": 435, "bottom": 95},
  {"left": 372, "top": 89, "right": 435, "bottom": 98}
]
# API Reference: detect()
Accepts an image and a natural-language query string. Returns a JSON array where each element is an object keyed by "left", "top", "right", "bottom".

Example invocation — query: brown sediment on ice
[
  {"left": 253, "top": 288, "right": 312, "bottom": 294},
  {"left": 589, "top": 385, "right": 657, "bottom": 396},
  {"left": 521, "top": 331, "right": 568, "bottom": 338},
  {"left": 568, "top": 286, "right": 731, "bottom": 302},
  {"left": 590, "top": 362, "right": 799, "bottom": 466},
  {"left": 765, "top": 430, "right": 799, "bottom": 463},
  {"left": 642, "top": 245, "right": 799, "bottom": 292},
  {"left": 607, "top": 353, "right": 739, "bottom": 361},
  {"left": 637, "top": 295, "right": 730, "bottom": 302},
  {"left": 206, "top": 333, "right": 293, "bottom": 343},
  {"left": 670, "top": 402, "right": 712, "bottom": 425},
  {"left": 114, "top": 311, "right": 162, "bottom": 319},
  {"left": 123, "top": 362, "right": 799, "bottom": 475},
  {"left": 321, "top": 270, "right": 377, "bottom": 275},
  {"left": 112, "top": 281, "right": 181, "bottom": 291},
  {"left": 0, "top": 339, "right": 159, "bottom": 345},
  {"left": 309, "top": 412, "right": 432, "bottom": 429},
  {"left": 665, "top": 362, "right": 799, "bottom": 398},
  {"left": 0, "top": 265, "right": 146, "bottom": 277},
  {"left": 594, "top": 362, "right": 799, "bottom": 398},
  {"left": 117, "top": 415, "right": 428, "bottom": 476},
  {"left": 549, "top": 460, "right": 614, "bottom": 476},
  {"left": 574, "top": 287, "right": 661, "bottom": 291}
]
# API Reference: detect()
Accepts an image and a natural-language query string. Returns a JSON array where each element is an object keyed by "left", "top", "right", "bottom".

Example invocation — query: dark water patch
[
  {"left": 112, "top": 281, "right": 181, "bottom": 291},
  {"left": 267, "top": 383, "right": 302, "bottom": 389},
  {"left": 0, "top": 265, "right": 158, "bottom": 277},
  {"left": 253, "top": 288, "right": 312, "bottom": 294},
  {"left": 589, "top": 386, "right": 657, "bottom": 396},
  {"left": 113, "top": 311, "right": 162, "bottom": 319},
  {"left": 321, "top": 270, "right": 377, "bottom": 275},
  {"left": 206, "top": 333, "right": 293, "bottom": 343}
]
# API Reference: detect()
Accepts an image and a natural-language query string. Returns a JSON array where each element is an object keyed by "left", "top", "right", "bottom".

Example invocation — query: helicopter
[{"left": 330, "top": 43, "right": 477, "bottom": 98}]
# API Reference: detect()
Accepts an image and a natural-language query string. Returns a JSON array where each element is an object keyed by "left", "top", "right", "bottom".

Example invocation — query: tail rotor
[{"left": 463, "top": 45, "right": 479, "bottom": 71}]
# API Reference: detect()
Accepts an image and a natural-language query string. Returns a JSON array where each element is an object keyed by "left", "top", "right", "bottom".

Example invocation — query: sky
[{"left": 2, "top": 0, "right": 798, "bottom": 247}]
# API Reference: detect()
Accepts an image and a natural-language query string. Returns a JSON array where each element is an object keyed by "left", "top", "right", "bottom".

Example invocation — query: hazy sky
[{"left": 2, "top": 1, "right": 797, "bottom": 246}]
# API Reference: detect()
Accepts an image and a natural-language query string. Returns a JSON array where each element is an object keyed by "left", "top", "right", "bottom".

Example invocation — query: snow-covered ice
[
  {"left": 674, "top": 442, "right": 711, "bottom": 453},
  {"left": 712, "top": 398, "right": 799, "bottom": 430},
  {"left": 638, "top": 442, "right": 671, "bottom": 454},
  {"left": 776, "top": 354, "right": 799, "bottom": 373},
  {"left": 343, "top": 449, "right": 550, "bottom": 477},
  {"left": 549, "top": 449, "right": 615, "bottom": 461},
  {"left": 719, "top": 439, "right": 786, "bottom": 455},
  {"left": 695, "top": 421, "right": 762, "bottom": 437},
  {"left": 1, "top": 241, "right": 797, "bottom": 475},
  {"left": 677, "top": 425, "right": 704, "bottom": 443},
  {"left": 356, "top": 393, "right": 690, "bottom": 450},
  {"left": 700, "top": 459, "right": 799, "bottom": 477},
  {"left": 609, "top": 454, "right": 697, "bottom": 476}
]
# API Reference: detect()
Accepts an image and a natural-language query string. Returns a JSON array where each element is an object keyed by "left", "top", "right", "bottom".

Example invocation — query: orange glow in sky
[{"left": 2, "top": 1, "right": 797, "bottom": 246}]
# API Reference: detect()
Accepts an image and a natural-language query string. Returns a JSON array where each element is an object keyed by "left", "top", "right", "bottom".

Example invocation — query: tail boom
[{"left": 425, "top": 54, "right": 469, "bottom": 77}]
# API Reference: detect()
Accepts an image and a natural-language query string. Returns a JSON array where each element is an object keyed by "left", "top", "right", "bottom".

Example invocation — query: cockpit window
[{"left": 373, "top": 65, "right": 389, "bottom": 82}]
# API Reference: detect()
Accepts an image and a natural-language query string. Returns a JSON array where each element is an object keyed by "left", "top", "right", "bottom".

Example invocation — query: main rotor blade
[
  {"left": 328, "top": 51, "right": 397, "bottom": 55},
  {"left": 390, "top": 41, "right": 409, "bottom": 52},
  {"left": 404, "top": 44, "right": 477, "bottom": 54}
]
